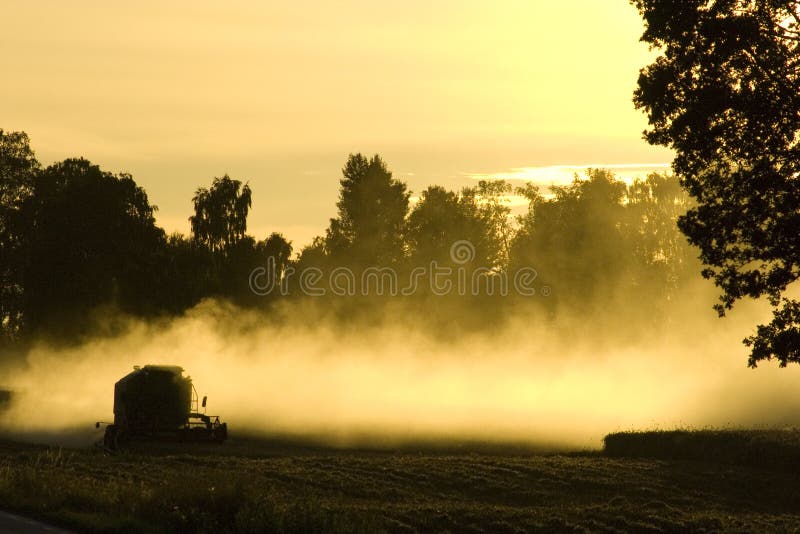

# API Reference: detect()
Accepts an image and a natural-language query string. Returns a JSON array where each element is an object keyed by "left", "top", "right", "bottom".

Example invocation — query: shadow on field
[
  {"left": 604, "top": 429, "right": 800, "bottom": 471},
  {"left": 0, "top": 426, "right": 586, "bottom": 457}
]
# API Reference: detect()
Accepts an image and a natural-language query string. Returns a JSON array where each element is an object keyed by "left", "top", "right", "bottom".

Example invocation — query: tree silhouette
[
  {"left": 624, "top": 172, "right": 695, "bottom": 302},
  {"left": 510, "top": 170, "right": 629, "bottom": 312},
  {"left": 460, "top": 180, "right": 513, "bottom": 269},
  {"left": 632, "top": 0, "right": 800, "bottom": 366},
  {"left": 325, "top": 154, "right": 409, "bottom": 266},
  {"left": 407, "top": 186, "right": 466, "bottom": 265},
  {"left": 220, "top": 233, "right": 292, "bottom": 305},
  {"left": 407, "top": 182, "right": 511, "bottom": 271},
  {"left": 22, "top": 158, "right": 164, "bottom": 336},
  {"left": 262, "top": 232, "right": 293, "bottom": 287},
  {"left": 190, "top": 175, "right": 252, "bottom": 253},
  {"left": 509, "top": 169, "right": 694, "bottom": 321},
  {"left": 0, "top": 130, "right": 39, "bottom": 342},
  {"left": 0, "top": 131, "right": 707, "bottom": 340},
  {"left": 156, "top": 233, "right": 217, "bottom": 312}
]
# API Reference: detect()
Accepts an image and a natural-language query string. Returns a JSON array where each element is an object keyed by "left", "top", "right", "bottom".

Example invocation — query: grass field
[{"left": 2, "top": 432, "right": 800, "bottom": 533}]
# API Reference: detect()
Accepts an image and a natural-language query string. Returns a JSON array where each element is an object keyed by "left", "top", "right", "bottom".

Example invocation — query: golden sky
[{"left": 1, "top": 0, "right": 672, "bottom": 247}]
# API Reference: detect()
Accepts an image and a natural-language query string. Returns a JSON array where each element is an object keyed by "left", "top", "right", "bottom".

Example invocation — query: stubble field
[{"left": 2, "top": 431, "right": 800, "bottom": 532}]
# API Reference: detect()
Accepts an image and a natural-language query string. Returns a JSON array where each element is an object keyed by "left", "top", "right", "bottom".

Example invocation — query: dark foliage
[
  {"left": 0, "top": 130, "right": 697, "bottom": 345},
  {"left": 21, "top": 158, "right": 165, "bottom": 337},
  {"left": 190, "top": 175, "right": 252, "bottom": 253},
  {"left": 325, "top": 153, "right": 409, "bottom": 267},
  {"left": 509, "top": 169, "right": 695, "bottom": 320},
  {"left": 0, "top": 130, "right": 39, "bottom": 344},
  {"left": 632, "top": 0, "right": 800, "bottom": 365}
]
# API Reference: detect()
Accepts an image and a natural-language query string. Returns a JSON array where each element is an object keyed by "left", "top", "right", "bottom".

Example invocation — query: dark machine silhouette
[{"left": 98, "top": 365, "right": 227, "bottom": 450}]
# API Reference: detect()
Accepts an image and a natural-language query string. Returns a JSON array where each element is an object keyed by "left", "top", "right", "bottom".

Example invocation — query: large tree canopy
[
  {"left": 23, "top": 158, "right": 164, "bottom": 334},
  {"left": 509, "top": 170, "right": 692, "bottom": 316},
  {"left": 632, "top": 0, "right": 800, "bottom": 366}
]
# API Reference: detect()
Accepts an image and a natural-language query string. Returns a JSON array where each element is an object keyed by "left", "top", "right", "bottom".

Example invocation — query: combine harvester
[{"left": 97, "top": 365, "right": 227, "bottom": 450}]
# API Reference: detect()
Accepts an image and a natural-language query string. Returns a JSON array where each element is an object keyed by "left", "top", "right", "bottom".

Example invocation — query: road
[{"left": 0, "top": 511, "right": 72, "bottom": 534}]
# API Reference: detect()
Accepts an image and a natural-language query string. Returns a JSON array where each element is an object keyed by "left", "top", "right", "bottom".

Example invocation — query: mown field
[{"left": 2, "top": 432, "right": 800, "bottom": 533}]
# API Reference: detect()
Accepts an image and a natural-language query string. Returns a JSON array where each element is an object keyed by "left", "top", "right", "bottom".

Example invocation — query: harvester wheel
[
  {"left": 114, "top": 429, "right": 128, "bottom": 450},
  {"left": 103, "top": 425, "right": 117, "bottom": 451}
]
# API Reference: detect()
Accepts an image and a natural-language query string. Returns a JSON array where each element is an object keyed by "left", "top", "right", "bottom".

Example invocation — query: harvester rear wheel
[
  {"left": 103, "top": 425, "right": 117, "bottom": 451},
  {"left": 114, "top": 429, "right": 128, "bottom": 450}
]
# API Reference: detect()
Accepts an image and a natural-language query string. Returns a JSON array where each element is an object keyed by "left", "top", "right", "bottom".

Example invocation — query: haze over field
[
  {"left": 3, "top": 0, "right": 799, "bottom": 456},
  {"left": 3, "top": 290, "right": 799, "bottom": 450}
]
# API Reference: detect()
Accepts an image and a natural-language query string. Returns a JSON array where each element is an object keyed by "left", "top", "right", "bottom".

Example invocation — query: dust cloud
[{"left": 2, "top": 291, "right": 800, "bottom": 451}]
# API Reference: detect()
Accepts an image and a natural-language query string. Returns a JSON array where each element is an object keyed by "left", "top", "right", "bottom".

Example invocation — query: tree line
[{"left": 0, "top": 130, "right": 698, "bottom": 347}]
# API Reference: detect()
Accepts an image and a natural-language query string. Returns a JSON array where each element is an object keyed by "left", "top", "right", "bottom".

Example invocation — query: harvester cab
[{"left": 97, "top": 365, "right": 227, "bottom": 451}]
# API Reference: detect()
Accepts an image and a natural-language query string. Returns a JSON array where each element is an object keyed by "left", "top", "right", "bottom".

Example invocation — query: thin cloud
[{"left": 466, "top": 163, "right": 672, "bottom": 185}]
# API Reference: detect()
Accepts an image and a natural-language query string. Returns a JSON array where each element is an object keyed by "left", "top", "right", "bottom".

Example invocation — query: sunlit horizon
[{"left": 1, "top": 0, "right": 673, "bottom": 248}]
